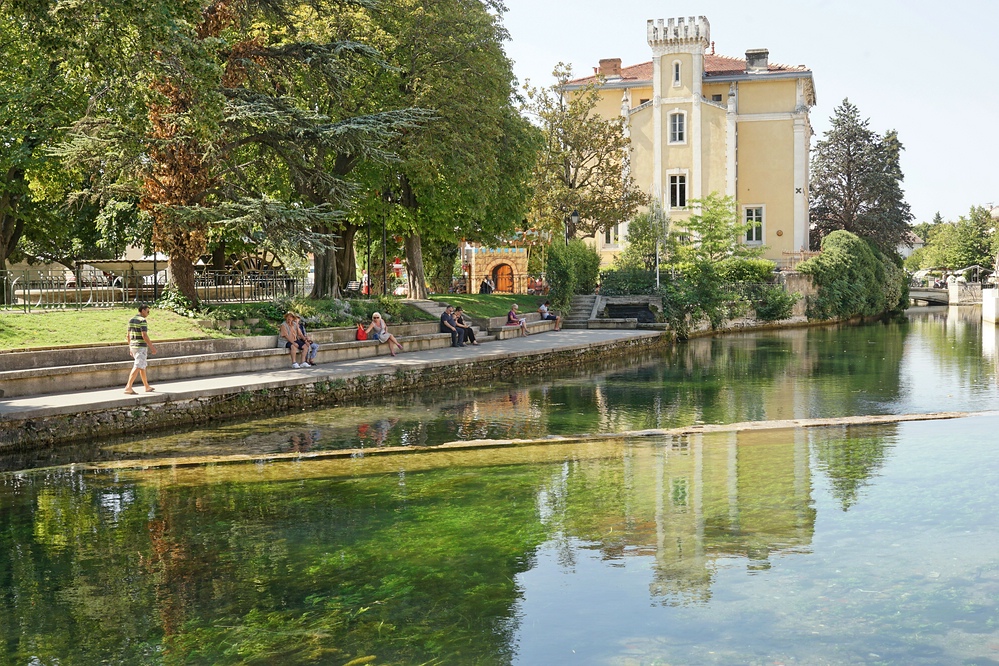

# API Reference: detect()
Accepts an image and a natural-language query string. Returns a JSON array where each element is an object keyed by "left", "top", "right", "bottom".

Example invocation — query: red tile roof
[{"left": 568, "top": 54, "right": 809, "bottom": 86}]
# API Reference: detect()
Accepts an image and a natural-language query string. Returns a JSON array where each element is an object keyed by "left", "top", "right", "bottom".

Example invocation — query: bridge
[{"left": 909, "top": 287, "right": 950, "bottom": 305}]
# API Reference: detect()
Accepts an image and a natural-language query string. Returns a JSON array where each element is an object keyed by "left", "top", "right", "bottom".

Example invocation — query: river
[{"left": 1, "top": 307, "right": 997, "bottom": 664}]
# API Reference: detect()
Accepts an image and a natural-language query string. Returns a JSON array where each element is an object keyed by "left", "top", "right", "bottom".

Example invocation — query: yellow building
[{"left": 565, "top": 16, "right": 816, "bottom": 266}]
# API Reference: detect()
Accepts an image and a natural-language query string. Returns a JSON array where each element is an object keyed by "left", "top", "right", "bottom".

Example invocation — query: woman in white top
[{"left": 365, "top": 312, "right": 404, "bottom": 356}]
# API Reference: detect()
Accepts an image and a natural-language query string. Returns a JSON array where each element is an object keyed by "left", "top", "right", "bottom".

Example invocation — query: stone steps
[{"left": 563, "top": 294, "right": 597, "bottom": 329}]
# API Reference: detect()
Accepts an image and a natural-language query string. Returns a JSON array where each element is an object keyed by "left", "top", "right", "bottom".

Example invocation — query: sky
[{"left": 500, "top": 0, "right": 999, "bottom": 225}]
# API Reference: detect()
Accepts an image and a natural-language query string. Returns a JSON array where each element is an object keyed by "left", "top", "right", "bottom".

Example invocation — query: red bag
[{"left": 356, "top": 323, "right": 368, "bottom": 341}]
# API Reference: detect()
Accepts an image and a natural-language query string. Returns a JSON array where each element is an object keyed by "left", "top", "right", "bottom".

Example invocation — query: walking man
[{"left": 124, "top": 303, "right": 157, "bottom": 394}]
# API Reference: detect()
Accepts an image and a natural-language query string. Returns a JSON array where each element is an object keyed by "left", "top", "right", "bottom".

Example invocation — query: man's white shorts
[{"left": 132, "top": 347, "right": 149, "bottom": 369}]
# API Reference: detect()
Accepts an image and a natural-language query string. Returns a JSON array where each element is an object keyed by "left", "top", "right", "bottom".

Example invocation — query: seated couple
[
  {"left": 279, "top": 312, "right": 320, "bottom": 368},
  {"left": 440, "top": 305, "right": 478, "bottom": 347}
]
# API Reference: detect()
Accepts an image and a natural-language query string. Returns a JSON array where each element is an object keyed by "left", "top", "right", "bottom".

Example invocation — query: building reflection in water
[{"left": 533, "top": 428, "right": 816, "bottom": 607}]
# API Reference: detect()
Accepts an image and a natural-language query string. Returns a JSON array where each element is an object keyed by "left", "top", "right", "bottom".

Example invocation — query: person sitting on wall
[
  {"left": 280, "top": 312, "right": 310, "bottom": 368},
  {"left": 453, "top": 307, "right": 479, "bottom": 345},
  {"left": 506, "top": 303, "right": 529, "bottom": 336},
  {"left": 296, "top": 314, "right": 321, "bottom": 365},
  {"left": 366, "top": 312, "right": 404, "bottom": 356},
  {"left": 538, "top": 300, "right": 561, "bottom": 331},
  {"left": 440, "top": 305, "right": 466, "bottom": 347}
]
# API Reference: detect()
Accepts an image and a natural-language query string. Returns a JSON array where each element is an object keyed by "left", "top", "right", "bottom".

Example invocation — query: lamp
[{"left": 567, "top": 210, "right": 579, "bottom": 246}]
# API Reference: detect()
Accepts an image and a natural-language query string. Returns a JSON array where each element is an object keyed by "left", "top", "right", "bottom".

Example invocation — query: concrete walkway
[{"left": 0, "top": 328, "right": 662, "bottom": 422}]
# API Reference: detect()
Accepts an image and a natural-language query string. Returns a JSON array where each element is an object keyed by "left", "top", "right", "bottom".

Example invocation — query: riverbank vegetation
[{"left": 797, "top": 230, "right": 908, "bottom": 320}]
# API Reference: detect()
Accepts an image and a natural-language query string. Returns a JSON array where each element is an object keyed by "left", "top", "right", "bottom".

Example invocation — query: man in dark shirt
[{"left": 440, "top": 305, "right": 465, "bottom": 347}]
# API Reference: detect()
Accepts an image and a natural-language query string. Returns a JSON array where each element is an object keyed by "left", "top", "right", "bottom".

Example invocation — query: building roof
[{"left": 567, "top": 54, "right": 810, "bottom": 87}]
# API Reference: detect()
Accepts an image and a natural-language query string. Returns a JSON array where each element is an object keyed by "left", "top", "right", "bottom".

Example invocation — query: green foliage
[
  {"left": 677, "top": 194, "right": 763, "bottom": 263},
  {"left": 600, "top": 269, "right": 657, "bottom": 296},
  {"left": 614, "top": 204, "right": 672, "bottom": 271},
  {"left": 912, "top": 206, "right": 996, "bottom": 271},
  {"left": 155, "top": 288, "right": 205, "bottom": 319},
  {"left": 715, "top": 257, "right": 777, "bottom": 284},
  {"left": 810, "top": 100, "right": 913, "bottom": 255},
  {"left": 798, "top": 230, "right": 906, "bottom": 320},
  {"left": 525, "top": 64, "right": 648, "bottom": 242},
  {"left": 547, "top": 240, "right": 601, "bottom": 312},
  {"left": 748, "top": 284, "right": 800, "bottom": 322}
]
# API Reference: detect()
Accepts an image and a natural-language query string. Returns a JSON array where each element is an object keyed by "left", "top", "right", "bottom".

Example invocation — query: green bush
[
  {"left": 600, "top": 269, "right": 657, "bottom": 296},
  {"left": 547, "top": 240, "right": 602, "bottom": 312},
  {"left": 798, "top": 230, "right": 906, "bottom": 320},
  {"left": 715, "top": 257, "right": 776, "bottom": 283},
  {"left": 750, "top": 284, "right": 800, "bottom": 321}
]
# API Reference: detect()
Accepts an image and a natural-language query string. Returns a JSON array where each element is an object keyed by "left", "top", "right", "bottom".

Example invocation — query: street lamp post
[{"left": 566, "top": 210, "right": 579, "bottom": 246}]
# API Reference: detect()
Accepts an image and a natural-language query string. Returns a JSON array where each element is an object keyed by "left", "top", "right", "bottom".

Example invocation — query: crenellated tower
[
  {"left": 646, "top": 16, "right": 710, "bottom": 51},
  {"left": 646, "top": 16, "right": 711, "bottom": 207}
]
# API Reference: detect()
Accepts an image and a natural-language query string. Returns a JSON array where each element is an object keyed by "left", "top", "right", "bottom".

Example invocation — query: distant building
[
  {"left": 564, "top": 16, "right": 817, "bottom": 267},
  {"left": 898, "top": 231, "right": 924, "bottom": 259}
]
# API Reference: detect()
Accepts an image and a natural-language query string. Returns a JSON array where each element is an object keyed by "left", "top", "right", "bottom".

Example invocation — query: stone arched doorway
[{"left": 493, "top": 264, "right": 514, "bottom": 293}]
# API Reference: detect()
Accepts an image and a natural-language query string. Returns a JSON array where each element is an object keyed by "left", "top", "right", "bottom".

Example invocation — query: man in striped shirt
[{"left": 124, "top": 303, "right": 158, "bottom": 394}]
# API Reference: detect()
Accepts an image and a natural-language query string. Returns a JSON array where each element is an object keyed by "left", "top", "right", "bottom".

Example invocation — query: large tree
[
  {"left": 525, "top": 64, "right": 647, "bottom": 242},
  {"left": 809, "top": 99, "right": 913, "bottom": 256},
  {"left": 51, "top": 0, "right": 413, "bottom": 303},
  {"left": 363, "top": 0, "right": 539, "bottom": 299},
  {"left": 0, "top": 7, "right": 95, "bottom": 282}
]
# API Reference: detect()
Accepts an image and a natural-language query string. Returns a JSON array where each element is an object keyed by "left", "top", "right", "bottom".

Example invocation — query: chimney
[
  {"left": 745, "top": 49, "right": 769, "bottom": 73},
  {"left": 598, "top": 58, "right": 622, "bottom": 78}
]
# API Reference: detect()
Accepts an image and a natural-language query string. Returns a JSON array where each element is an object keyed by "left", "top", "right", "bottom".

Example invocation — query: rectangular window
[
  {"left": 673, "top": 62, "right": 681, "bottom": 87},
  {"left": 745, "top": 207, "right": 763, "bottom": 243},
  {"left": 669, "top": 175, "right": 687, "bottom": 208},
  {"left": 669, "top": 112, "right": 685, "bottom": 143},
  {"left": 604, "top": 224, "right": 619, "bottom": 245},
  {"left": 711, "top": 93, "right": 723, "bottom": 102}
]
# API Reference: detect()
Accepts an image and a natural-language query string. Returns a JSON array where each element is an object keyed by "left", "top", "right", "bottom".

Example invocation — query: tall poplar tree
[{"left": 809, "top": 99, "right": 913, "bottom": 256}]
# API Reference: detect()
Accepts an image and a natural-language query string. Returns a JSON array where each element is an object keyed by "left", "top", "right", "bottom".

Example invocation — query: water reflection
[{"left": 2, "top": 415, "right": 997, "bottom": 664}]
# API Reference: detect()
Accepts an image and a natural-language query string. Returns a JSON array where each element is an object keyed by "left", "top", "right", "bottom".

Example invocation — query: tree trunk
[
  {"left": 334, "top": 224, "right": 358, "bottom": 291},
  {"left": 310, "top": 239, "right": 339, "bottom": 299},
  {"left": 0, "top": 198, "right": 24, "bottom": 304},
  {"left": 169, "top": 254, "right": 198, "bottom": 305},
  {"left": 404, "top": 232, "right": 427, "bottom": 299}
]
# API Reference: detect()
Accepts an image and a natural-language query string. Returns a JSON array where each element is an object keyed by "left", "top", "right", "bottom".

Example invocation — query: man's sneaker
[
  {"left": 292, "top": 363, "right": 301, "bottom": 368},
  {"left": 301, "top": 362, "right": 312, "bottom": 368}
]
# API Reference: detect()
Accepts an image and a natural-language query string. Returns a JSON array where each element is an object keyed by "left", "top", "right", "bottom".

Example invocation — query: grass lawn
[
  {"left": 427, "top": 293, "right": 550, "bottom": 318},
  {"left": 0, "top": 298, "right": 438, "bottom": 350},
  {"left": 0, "top": 308, "right": 220, "bottom": 350}
]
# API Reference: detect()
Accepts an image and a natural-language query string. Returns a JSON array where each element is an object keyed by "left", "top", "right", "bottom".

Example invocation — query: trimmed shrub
[
  {"left": 715, "top": 257, "right": 777, "bottom": 283},
  {"left": 600, "top": 269, "right": 657, "bottom": 296}
]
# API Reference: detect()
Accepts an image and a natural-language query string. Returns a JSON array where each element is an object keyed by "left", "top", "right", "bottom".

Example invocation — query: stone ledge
[{"left": 0, "top": 333, "right": 670, "bottom": 450}]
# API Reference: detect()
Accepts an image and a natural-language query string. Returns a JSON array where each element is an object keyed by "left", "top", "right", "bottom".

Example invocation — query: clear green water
[{"left": 2, "top": 307, "right": 999, "bottom": 664}]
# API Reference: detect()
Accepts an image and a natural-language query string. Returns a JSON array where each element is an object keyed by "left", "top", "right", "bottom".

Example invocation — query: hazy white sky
[{"left": 501, "top": 0, "right": 999, "bottom": 225}]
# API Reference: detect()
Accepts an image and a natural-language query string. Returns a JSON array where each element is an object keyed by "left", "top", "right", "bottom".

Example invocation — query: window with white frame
[
  {"left": 672, "top": 60, "right": 682, "bottom": 87},
  {"left": 745, "top": 206, "right": 764, "bottom": 243},
  {"left": 669, "top": 175, "right": 687, "bottom": 208},
  {"left": 603, "top": 224, "right": 619, "bottom": 246},
  {"left": 669, "top": 111, "right": 685, "bottom": 143}
]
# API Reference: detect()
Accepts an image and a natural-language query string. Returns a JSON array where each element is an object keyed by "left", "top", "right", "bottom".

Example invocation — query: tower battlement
[{"left": 647, "top": 16, "right": 710, "bottom": 47}]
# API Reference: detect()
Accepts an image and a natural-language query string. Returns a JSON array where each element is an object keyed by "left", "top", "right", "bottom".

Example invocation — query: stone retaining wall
[{"left": 1, "top": 333, "right": 671, "bottom": 450}]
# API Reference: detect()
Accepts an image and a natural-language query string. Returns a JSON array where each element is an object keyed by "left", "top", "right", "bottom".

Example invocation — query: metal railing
[{"left": 1, "top": 269, "right": 311, "bottom": 312}]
